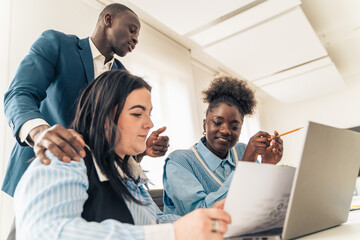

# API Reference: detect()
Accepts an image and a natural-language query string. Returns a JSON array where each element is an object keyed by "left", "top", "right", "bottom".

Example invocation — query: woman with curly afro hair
[{"left": 163, "top": 76, "right": 283, "bottom": 216}]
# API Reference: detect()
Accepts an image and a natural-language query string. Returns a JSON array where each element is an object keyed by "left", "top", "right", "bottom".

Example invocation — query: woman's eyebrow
[
  {"left": 129, "top": 105, "right": 145, "bottom": 111},
  {"left": 214, "top": 116, "right": 241, "bottom": 124}
]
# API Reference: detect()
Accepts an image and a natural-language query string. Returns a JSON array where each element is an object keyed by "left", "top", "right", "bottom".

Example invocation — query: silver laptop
[{"left": 227, "top": 121, "right": 360, "bottom": 240}]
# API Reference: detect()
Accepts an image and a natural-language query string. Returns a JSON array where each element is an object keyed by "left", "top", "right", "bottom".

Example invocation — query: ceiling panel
[
  {"left": 203, "top": 6, "right": 328, "bottom": 80},
  {"left": 190, "top": 0, "right": 301, "bottom": 46},
  {"left": 129, "top": 0, "right": 256, "bottom": 35},
  {"left": 253, "top": 57, "right": 345, "bottom": 103},
  {"left": 326, "top": 30, "right": 360, "bottom": 77},
  {"left": 301, "top": 0, "right": 360, "bottom": 34},
  {"left": 252, "top": 57, "right": 332, "bottom": 86}
]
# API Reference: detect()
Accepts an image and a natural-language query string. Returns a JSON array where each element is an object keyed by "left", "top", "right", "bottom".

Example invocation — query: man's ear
[{"left": 104, "top": 13, "right": 112, "bottom": 27}]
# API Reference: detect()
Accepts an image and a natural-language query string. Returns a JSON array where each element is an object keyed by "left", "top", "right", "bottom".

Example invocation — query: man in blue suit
[{"left": 3, "top": 3, "right": 169, "bottom": 196}]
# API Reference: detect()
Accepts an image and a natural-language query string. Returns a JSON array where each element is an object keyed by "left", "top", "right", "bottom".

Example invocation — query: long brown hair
[{"left": 71, "top": 70, "right": 151, "bottom": 204}]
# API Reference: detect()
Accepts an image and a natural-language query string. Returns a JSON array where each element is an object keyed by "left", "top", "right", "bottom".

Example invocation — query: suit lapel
[
  {"left": 78, "top": 37, "right": 94, "bottom": 83},
  {"left": 112, "top": 59, "right": 125, "bottom": 70}
]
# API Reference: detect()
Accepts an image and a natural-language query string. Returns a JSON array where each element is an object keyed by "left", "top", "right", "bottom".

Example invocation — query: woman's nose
[
  {"left": 145, "top": 116, "right": 154, "bottom": 129},
  {"left": 220, "top": 125, "right": 230, "bottom": 135}
]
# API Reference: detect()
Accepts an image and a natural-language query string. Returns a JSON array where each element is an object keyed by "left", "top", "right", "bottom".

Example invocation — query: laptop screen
[{"left": 282, "top": 121, "right": 360, "bottom": 239}]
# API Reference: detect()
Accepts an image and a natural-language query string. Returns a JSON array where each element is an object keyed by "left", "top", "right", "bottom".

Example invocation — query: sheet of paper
[
  {"left": 351, "top": 195, "right": 360, "bottom": 211},
  {"left": 224, "top": 162, "right": 296, "bottom": 238}
]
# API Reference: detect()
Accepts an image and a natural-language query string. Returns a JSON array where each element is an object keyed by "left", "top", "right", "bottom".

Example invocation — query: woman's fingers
[
  {"left": 174, "top": 208, "right": 231, "bottom": 240},
  {"left": 212, "top": 199, "right": 226, "bottom": 209},
  {"left": 206, "top": 208, "right": 232, "bottom": 224}
]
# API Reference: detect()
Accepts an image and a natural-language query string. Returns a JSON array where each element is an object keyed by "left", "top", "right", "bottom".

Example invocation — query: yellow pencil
[{"left": 268, "top": 127, "right": 303, "bottom": 140}]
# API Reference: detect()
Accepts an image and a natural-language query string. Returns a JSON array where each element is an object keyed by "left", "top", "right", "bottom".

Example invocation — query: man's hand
[
  {"left": 29, "top": 124, "right": 85, "bottom": 165},
  {"left": 136, "top": 126, "right": 170, "bottom": 162},
  {"left": 145, "top": 126, "right": 170, "bottom": 157}
]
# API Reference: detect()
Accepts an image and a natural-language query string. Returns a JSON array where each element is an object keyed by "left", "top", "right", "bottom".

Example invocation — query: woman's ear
[
  {"left": 104, "top": 117, "right": 116, "bottom": 142},
  {"left": 104, "top": 118, "right": 109, "bottom": 130},
  {"left": 203, "top": 119, "right": 206, "bottom": 135}
]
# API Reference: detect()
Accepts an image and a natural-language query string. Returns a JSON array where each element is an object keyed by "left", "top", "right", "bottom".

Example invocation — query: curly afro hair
[{"left": 202, "top": 76, "right": 256, "bottom": 117}]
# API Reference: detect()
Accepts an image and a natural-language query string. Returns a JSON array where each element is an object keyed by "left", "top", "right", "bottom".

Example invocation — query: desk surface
[
  {"left": 226, "top": 210, "right": 360, "bottom": 240},
  {"left": 297, "top": 210, "right": 360, "bottom": 239}
]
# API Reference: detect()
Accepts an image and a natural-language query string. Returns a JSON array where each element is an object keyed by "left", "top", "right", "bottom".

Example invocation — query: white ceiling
[{"left": 110, "top": 0, "right": 359, "bottom": 103}]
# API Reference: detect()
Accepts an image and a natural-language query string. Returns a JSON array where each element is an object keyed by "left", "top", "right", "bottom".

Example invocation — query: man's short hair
[{"left": 97, "top": 3, "right": 136, "bottom": 23}]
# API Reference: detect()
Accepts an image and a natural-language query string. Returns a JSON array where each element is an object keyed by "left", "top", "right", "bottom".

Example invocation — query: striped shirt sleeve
[{"left": 14, "top": 151, "right": 174, "bottom": 240}]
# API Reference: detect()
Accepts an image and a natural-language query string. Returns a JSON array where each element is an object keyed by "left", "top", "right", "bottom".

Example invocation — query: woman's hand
[
  {"left": 173, "top": 208, "right": 231, "bottom": 240},
  {"left": 242, "top": 131, "right": 271, "bottom": 162},
  {"left": 212, "top": 199, "right": 226, "bottom": 210},
  {"left": 262, "top": 130, "right": 283, "bottom": 164},
  {"left": 242, "top": 131, "right": 283, "bottom": 164}
]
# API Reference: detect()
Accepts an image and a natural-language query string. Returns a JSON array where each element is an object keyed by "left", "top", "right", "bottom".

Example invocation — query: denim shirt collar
[{"left": 195, "top": 137, "right": 236, "bottom": 172}]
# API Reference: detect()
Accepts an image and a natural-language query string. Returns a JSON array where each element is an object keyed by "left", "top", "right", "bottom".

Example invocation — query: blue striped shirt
[
  {"left": 163, "top": 139, "right": 246, "bottom": 216},
  {"left": 14, "top": 150, "right": 179, "bottom": 240}
]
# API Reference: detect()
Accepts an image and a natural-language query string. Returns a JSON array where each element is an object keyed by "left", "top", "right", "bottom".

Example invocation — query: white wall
[
  {"left": 191, "top": 61, "right": 216, "bottom": 134},
  {"left": 0, "top": 1, "right": 13, "bottom": 238},
  {"left": 260, "top": 73, "right": 360, "bottom": 167}
]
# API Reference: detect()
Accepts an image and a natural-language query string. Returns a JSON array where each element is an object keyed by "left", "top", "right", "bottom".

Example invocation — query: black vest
[{"left": 81, "top": 149, "right": 134, "bottom": 224}]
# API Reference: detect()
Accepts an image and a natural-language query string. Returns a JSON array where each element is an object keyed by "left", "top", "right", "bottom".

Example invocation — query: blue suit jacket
[{"left": 3, "top": 30, "right": 125, "bottom": 196}]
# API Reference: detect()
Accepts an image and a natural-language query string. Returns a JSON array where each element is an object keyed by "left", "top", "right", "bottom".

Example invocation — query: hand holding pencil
[
  {"left": 268, "top": 127, "right": 303, "bottom": 141},
  {"left": 263, "top": 130, "right": 284, "bottom": 164},
  {"left": 242, "top": 127, "right": 302, "bottom": 164},
  {"left": 242, "top": 130, "right": 283, "bottom": 164},
  {"left": 262, "top": 127, "right": 302, "bottom": 164}
]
